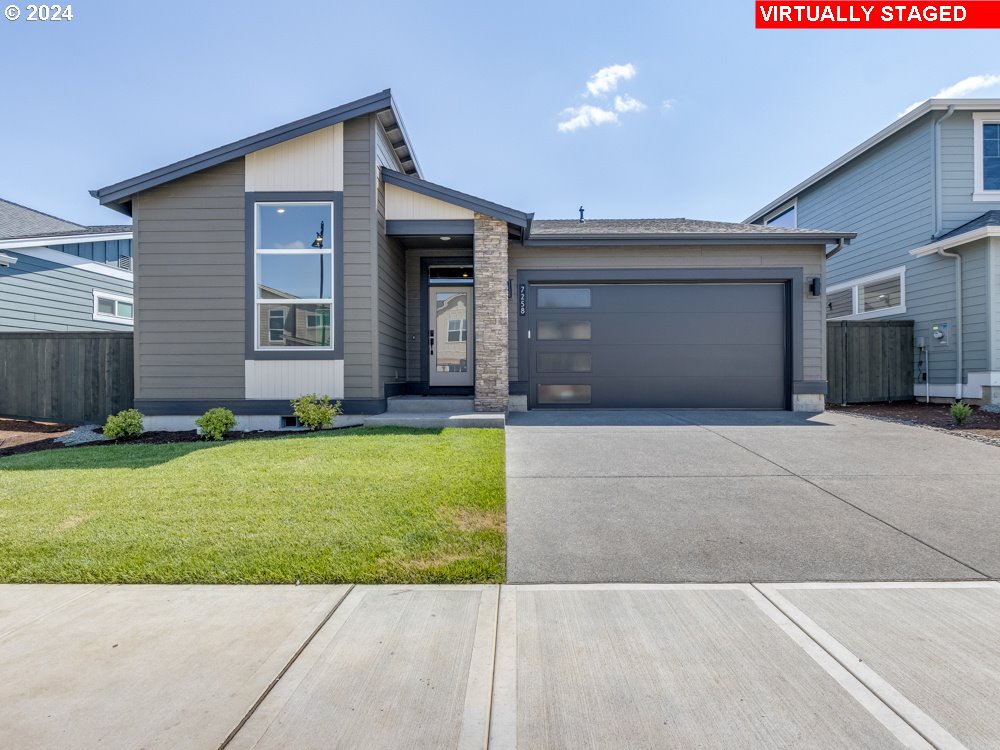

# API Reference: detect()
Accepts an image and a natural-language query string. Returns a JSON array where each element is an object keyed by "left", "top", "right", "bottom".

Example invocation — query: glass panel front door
[{"left": 429, "top": 286, "right": 474, "bottom": 386}]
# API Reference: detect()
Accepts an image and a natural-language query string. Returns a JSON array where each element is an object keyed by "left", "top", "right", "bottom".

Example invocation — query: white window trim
[
  {"left": 762, "top": 200, "right": 797, "bottom": 227},
  {"left": 92, "top": 290, "right": 134, "bottom": 325},
  {"left": 972, "top": 112, "right": 1000, "bottom": 201},
  {"left": 826, "top": 265, "right": 906, "bottom": 320},
  {"left": 253, "top": 201, "right": 335, "bottom": 351}
]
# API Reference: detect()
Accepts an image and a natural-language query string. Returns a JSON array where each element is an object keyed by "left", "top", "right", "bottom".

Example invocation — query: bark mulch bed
[
  {"left": 0, "top": 421, "right": 362, "bottom": 459},
  {"left": 0, "top": 419, "right": 75, "bottom": 458},
  {"left": 829, "top": 401, "right": 1000, "bottom": 441}
]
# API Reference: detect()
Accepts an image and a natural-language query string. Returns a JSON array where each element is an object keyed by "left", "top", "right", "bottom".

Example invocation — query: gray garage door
[{"left": 526, "top": 283, "right": 788, "bottom": 409}]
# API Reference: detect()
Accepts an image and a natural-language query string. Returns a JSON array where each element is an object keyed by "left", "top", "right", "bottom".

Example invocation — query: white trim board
[
  {"left": 0, "top": 232, "right": 131, "bottom": 251},
  {"left": 972, "top": 112, "right": 1000, "bottom": 202},
  {"left": 912, "top": 226, "right": 1000, "bottom": 256},
  {"left": 14, "top": 246, "right": 133, "bottom": 281}
]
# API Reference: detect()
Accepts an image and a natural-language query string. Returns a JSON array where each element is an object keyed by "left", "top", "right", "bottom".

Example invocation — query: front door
[{"left": 429, "top": 286, "right": 474, "bottom": 386}]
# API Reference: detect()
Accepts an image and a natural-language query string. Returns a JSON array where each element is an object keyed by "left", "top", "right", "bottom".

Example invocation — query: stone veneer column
[{"left": 473, "top": 213, "right": 509, "bottom": 412}]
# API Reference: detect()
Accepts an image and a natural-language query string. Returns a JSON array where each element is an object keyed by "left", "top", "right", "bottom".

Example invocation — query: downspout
[
  {"left": 937, "top": 248, "right": 963, "bottom": 401},
  {"left": 934, "top": 105, "right": 961, "bottom": 401},
  {"left": 934, "top": 105, "right": 956, "bottom": 237}
]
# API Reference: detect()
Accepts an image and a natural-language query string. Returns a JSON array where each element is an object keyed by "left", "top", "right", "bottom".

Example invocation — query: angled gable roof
[
  {"left": 93, "top": 90, "right": 421, "bottom": 216},
  {"left": 382, "top": 169, "right": 533, "bottom": 228},
  {"left": 0, "top": 197, "right": 83, "bottom": 240},
  {"left": 744, "top": 98, "right": 1000, "bottom": 224}
]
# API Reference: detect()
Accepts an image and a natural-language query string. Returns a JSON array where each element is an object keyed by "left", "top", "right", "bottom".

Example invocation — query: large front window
[
  {"left": 973, "top": 113, "right": 1000, "bottom": 199},
  {"left": 254, "top": 202, "right": 334, "bottom": 349}
]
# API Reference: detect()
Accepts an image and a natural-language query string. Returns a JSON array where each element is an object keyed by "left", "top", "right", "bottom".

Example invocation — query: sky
[{"left": 2, "top": 0, "right": 1000, "bottom": 227}]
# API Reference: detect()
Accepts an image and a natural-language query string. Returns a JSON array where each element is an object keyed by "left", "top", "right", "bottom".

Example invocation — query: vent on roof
[{"left": 118, "top": 255, "right": 132, "bottom": 271}]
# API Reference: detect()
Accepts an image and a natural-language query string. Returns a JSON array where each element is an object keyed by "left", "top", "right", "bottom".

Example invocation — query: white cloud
[
  {"left": 557, "top": 105, "right": 619, "bottom": 132},
  {"left": 661, "top": 99, "right": 675, "bottom": 111},
  {"left": 614, "top": 94, "right": 646, "bottom": 113},
  {"left": 585, "top": 63, "right": 636, "bottom": 96},
  {"left": 901, "top": 74, "right": 1000, "bottom": 115}
]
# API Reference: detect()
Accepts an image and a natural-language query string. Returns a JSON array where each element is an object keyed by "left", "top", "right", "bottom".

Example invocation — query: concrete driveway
[{"left": 506, "top": 409, "right": 1000, "bottom": 583}]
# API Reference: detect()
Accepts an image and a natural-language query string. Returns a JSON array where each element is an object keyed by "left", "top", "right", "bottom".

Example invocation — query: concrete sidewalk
[
  {"left": 506, "top": 410, "right": 1000, "bottom": 583},
  {"left": 3, "top": 582, "right": 999, "bottom": 749}
]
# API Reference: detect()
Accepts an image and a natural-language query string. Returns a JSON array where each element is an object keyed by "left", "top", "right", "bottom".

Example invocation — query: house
[
  {"left": 0, "top": 198, "right": 133, "bottom": 331},
  {"left": 746, "top": 99, "right": 1000, "bottom": 406},
  {"left": 91, "top": 89, "right": 853, "bottom": 429}
]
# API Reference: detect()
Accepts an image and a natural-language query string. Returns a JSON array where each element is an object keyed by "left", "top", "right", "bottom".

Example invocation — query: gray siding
[
  {"left": 0, "top": 250, "right": 132, "bottom": 332},
  {"left": 799, "top": 111, "right": 999, "bottom": 385},
  {"left": 992, "top": 238, "right": 1000, "bottom": 371},
  {"left": 342, "top": 116, "right": 378, "bottom": 399},
  {"left": 507, "top": 243, "right": 826, "bottom": 384},
  {"left": 375, "top": 119, "right": 407, "bottom": 393},
  {"left": 132, "top": 159, "right": 246, "bottom": 400},
  {"left": 940, "top": 110, "right": 1000, "bottom": 230}
]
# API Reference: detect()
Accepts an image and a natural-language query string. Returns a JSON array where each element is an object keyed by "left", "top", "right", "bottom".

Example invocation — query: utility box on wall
[{"left": 827, "top": 320, "right": 914, "bottom": 405}]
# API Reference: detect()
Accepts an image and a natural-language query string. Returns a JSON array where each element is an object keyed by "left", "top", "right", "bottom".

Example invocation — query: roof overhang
[
  {"left": 745, "top": 99, "right": 1000, "bottom": 224},
  {"left": 92, "top": 89, "right": 420, "bottom": 216},
  {"left": 910, "top": 226, "right": 1000, "bottom": 257},
  {"left": 0, "top": 230, "right": 132, "bottom": 251},
  {"left": 382, "top": 169, "right": 532, "bottom": 229},
  {"left": 0, "top": 252, "right": 16, "bottom": 266},
  {"left": 521, "top": 232, "right": 854, "bottom": 247}
]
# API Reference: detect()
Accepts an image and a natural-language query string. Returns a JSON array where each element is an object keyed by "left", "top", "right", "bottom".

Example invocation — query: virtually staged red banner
[{"left": 756, "top": 1, "right": 1000, "bottom": 27}]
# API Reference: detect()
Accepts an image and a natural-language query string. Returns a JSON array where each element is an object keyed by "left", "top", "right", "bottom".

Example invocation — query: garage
[{"left": 525, "top": 281, "right": 789, "bottom": 409}]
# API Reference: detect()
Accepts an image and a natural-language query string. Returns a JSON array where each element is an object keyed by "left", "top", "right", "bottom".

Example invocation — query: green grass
[{"left": 0, "top": 427, "right": 506, "bottom": 584}]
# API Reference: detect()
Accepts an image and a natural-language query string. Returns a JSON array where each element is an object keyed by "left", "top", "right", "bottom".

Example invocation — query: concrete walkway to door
[{"left": 505, "top": 409, "right": 1000, "bottom": 583}]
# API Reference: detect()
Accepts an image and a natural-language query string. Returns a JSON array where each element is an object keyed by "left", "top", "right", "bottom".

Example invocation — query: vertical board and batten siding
[
  {"left": 827, "top": 321, "right": 914, "bottom": 404},
  {"left": 244, "top": 123, "right": 344, "bottom": 193},
  {"left": 506, "top": 243, "right": 826, "bottom": 385},
  {"left": 0, "top": 251, "right": 132, "bottom": 331},
  {"left": 342, "top": 116, "right": 377, "bottom": 399},
  {"left": 0, "top": 332, "right": 133, "bottom": 422},
  {"left": 132, "top": 159, "right": 246, "bottom": 401},
  {"left": 375, "top": 121, "right": 407, "bottom": 393}
]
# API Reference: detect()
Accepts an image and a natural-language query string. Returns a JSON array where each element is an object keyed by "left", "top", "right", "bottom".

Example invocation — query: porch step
[
  {"left": 385, "top": 395, "right": 475, "bottom": 413},
  {"left": 363, "top": 412, "right": 505, "bottom": 429}
]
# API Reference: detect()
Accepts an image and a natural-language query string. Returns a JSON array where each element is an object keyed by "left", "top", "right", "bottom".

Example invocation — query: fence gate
[
  {"left": 0, "top": 332, "right": 134, "bottom": 424},
  {"left": 827, "top": 320, "right": 913, "bottom": 405}
]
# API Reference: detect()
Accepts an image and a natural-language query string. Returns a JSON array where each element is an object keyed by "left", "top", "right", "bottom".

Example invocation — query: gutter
[{"left": 825, "top": 237, "right": 847, "bottom": 259}]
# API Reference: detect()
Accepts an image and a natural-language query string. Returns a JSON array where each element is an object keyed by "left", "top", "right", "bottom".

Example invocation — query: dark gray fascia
[
  {"left": 521, "top": 233, "right": 855, "bottom": 247},
  {"left": 381, "top": 169, "right": 531, "bottom": 228},
  {"left": 385, "top": 219, "right": 474, "bottom": 236},
  {"left": 93, "top": 90, "right": 418, "bottom": 216}
]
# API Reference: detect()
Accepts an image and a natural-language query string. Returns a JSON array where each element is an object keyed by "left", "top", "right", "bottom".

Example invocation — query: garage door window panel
[
  {"left": 537, "top": 384, "right": 592, "bottom": 405},
  {"left": 536, "top": 320, "right": 592, "bottom": 340},
  {"left": 537, "top": 352, "right": 592, "bottom": 373},
  {"left": 537, "top": 288, "right": 591, "bottom": 309}
]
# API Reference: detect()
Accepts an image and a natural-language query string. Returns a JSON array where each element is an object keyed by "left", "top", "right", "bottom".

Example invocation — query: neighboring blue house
[
  {"left": 746, "top": 99, "right": 1000, "bottom": 406},
  {"left": 0, "top": 198, "right": 133, "bottom": 331}
]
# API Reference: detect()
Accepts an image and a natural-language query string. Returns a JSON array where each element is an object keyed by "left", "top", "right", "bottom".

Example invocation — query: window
[
  {"left": 92, "top": 291, "right": 133, "bottom": 324},
  {"left": 254, "top": 201, "right": 334, "bottom": 349},
  {"left": 537, "top": 384, "right": 592, "bottom": 405},
  {"left": 447, "top": 318, "right": 467, "bottom": 342},
  {"left": 536, "top": 320, "right": 592, "bottom": 340},
  {"left": 973, "top": 113, "right": 1000, "bottom": 199},
  {"left": 763, "top": 203, "right": 797, "bottom": 228},
  {"left": 537, "top": 287, "right": 591, "bottom": 308},
  {"left": 826, "top": 267, "right": 905, "bottom": 320},
  {"left": 537, "top": 352, "right": 592, "bottom": 373}
]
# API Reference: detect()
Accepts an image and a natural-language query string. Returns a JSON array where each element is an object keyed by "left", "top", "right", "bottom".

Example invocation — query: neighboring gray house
[
  {"left": 746, "top": 99, "right": 1000, "bottom": 405},
  {"left": 0, "top": 198, "right": 133, "bottom": 331},
  {"left": 91, "top": 89, "right": 853, "bottom": 429}
]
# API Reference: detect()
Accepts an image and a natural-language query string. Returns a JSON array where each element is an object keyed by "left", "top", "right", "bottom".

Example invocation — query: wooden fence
[
  {"left": 0, "top": 332, "right": 134, "bottom": 424},
  {"left": 827, "top": 320, "right": 913, "bottom": 405}
]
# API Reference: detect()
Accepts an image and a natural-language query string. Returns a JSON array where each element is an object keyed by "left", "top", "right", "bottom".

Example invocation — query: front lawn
[{"left": 0, "top": 427, "right": 505, "bottom": 584}]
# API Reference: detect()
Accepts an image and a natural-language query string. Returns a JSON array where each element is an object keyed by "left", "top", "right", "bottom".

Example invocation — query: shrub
[
  {"left": 103, "top": 408, "right": 144, "bottom": 439},
  {"left": 195, "top": 407, "right": 237, "bottom": 441},
  {"left": 291, "top": 393, "right": 342, "bottom": 431},
  {"left": 951, "top": 401, "right": 973, "bottom": 425}
]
